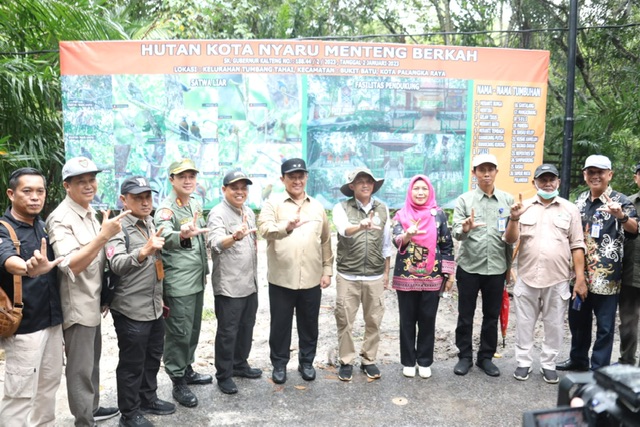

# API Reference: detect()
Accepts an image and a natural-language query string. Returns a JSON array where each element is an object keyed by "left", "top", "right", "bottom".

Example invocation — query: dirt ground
[{"left": 0, "top": 233, "right": 627, "bottom": 425}]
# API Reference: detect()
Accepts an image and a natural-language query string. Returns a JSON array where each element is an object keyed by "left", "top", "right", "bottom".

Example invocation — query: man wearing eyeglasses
[
  {"left": 558, "top": 155, "right": 638, "bottom": 372},
  {"left": 258, "top": 158, "right": 333, "bottom": 385}
]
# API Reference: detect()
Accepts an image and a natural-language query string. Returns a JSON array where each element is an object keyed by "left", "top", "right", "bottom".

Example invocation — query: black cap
[
  {"left": 634, "top": 163, "right": 640, "bottom": 174},
  {"left": 223, "top": 170, "right": 253, "bottom": 186},
  {"left": 281, "top": 158, "right": 307, "bottom": 175},
  {"left": 120, "top": 176, "right": 156, "bottom": 195},
  {"left": 533, "top": 164, "right": 560, "bottom": 179}
]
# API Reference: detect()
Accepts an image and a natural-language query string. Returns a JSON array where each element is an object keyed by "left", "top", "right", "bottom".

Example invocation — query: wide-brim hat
[{"left": 340, "top": 167, "right": 384, "bottom": 197}]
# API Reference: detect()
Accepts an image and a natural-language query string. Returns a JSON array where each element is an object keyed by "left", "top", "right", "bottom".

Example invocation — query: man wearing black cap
[
  {"left": 154, "top": 159, "right": 211, "bottom": 408},
  {"left": 106, "top": 176, "right": 175, "bottom": 427},
  {"left": 206, "top": 170, "right": 261, "bottom": 395},
  {"left": 47, "top": 156, "right": 128, "bottom": 425},
  {"left": 618, "top": 162, "right": 640, "bottom": 366},
  {"left": 258, "top": 158, "right": 333, "bottom": 384},
  {"left": 504, "top": 164, "right": 585, "bottom": 384},
  {"left": 331, "top": 167, "right": 391, "bottom": 381}
]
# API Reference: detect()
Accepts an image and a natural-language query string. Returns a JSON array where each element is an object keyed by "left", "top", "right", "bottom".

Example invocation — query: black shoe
[
  {"left": 476, "top": 359, "right": 500, "bottom": 377},
  {"left": 233, "top": 367, "right": 263, "bottom": 379},
  {"left": 298, "top": 363, "right": 316, "bottom": 381},
  {"left": 453, "top": 358, "right": 472, "bottom": 376},
  {"left": 361, "top": 364, "right": 381, "bottom": 379},
  {"left": 119, "top": 413, "right": 154, "bottom": 427},
  {"left": 94, "top": 407, "right": 120, "bottom": 421},
  {"left": 140, "top": 398, "right": 176, "bottom": 416},
  {"left": 218, "top": 378, "right": 238, "bottom": 394},
  {"left": 338, "top": 364, "right": 353, "bottom": 381},
  {"left": 172, "top": 383, "right": 198, "bottom": 408},
  {"left": 272, "top": 367, "right": 287, "bottom": 384},
  {"left": 185, "top": 365, "right": 213, "bottom": 385},
  {"left": 556, "top": 359, "right": 589, "bottom": 372}
]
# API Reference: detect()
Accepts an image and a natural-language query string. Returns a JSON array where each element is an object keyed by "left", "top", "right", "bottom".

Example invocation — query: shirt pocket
[
  {"left": 519, "top": 213, "right": 537, "bottom": 238},
  {"left": 553, "top": 216, "right": 571, "bottom": 233}
]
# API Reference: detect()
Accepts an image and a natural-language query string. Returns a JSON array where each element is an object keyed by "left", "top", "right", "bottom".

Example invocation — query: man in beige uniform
[
  {"left": 258, "top": 158, "right": 333, "bottom": 384},
  {"left": 46, "top": 157, "right": 129, "bottom": 426}
]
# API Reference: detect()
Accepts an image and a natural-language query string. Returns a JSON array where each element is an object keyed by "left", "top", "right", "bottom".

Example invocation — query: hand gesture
[
  {"left": 509, "top": 193, "right": 532, "bottom": 221},
  {"left": 286, "top": 206, "right": 310, "bottom": 231},
  {"left": 100, "top": 210, "right": 131, "bottom": 240},
  {"left": 25, "top": 238, "right": 64, "bottom": 277},
  {"left": 597, "top": 194, "right": 624, "bottom": 219},
  {"left": 232, "top": 214, "right": 257, "bottom": 241},
  {"left": 141, "top": 227, "right": 165, "bottom": 258},
  {"left": 180, "top": 212, "right": 210, "bottom": 239},
  {"left": 461, "top": 208, "right": 486, "bottom": 233},
  {"left": 359, "top": 211, "right": 382, "bottom": 231},
  {"left": 406, "top": 219, "right": 426, "bottom": 237}
]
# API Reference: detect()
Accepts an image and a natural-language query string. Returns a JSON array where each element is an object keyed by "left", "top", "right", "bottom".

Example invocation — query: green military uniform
[{"left": 154, "top": 190, "right": 209, "bottom": 378}]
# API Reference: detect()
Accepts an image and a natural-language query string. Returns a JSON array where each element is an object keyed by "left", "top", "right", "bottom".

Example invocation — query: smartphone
[
  {"left": 162, "top": 305, "right": 170, "bottom": 319},
  {"left": 571, "top": 295, "right": 582, "bottom": 311}
]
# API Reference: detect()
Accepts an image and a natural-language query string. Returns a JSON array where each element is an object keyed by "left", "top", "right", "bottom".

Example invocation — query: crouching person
[{"left": 107, "top": 177, "right": 175, "bottom": 427}]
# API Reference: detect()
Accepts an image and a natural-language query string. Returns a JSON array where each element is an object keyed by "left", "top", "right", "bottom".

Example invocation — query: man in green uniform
[{"left": 154, "top": 159, "right": 211, "bottom": 408}]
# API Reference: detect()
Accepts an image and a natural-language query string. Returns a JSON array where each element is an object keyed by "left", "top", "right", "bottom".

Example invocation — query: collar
[
  {"left": 590, "top": 186, "right": 613, "bottom": 203},
  {"left": 222, "top": 198, "right": 244, "bottom": 215},
  {"left": 65, "top": 195, "right": 95, "bottom": 219},
  {"left": 2, "top": 208, "right": 40, "bottom": 228},
  {"left": 354, "top": 197, "right": 374, "bottom": 213},
  {"left": 473, "top": 186, "right": 496, "bottom": 200}
]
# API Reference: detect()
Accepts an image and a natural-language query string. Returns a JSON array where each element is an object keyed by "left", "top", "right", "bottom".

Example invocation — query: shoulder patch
[
  {"left": 106, "top": 245, "right": 115, "bottom": 259},
  {"left": 159, "top": 209, "right": 174, "bottom": 221}
]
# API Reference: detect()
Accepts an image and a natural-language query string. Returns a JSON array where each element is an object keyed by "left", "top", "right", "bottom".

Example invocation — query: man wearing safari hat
[
  {"left": 47, "top": 156, "right": 128, "bottom": 425},
  {"left": 331, "top": 167, "right": 391, "bottom": 381},
  {"left": 207, "top": 169, "right": 261, "bottom": 395},
  {"left": 452, "top": 153, "right": 513, "bottom": 377},
  {"left": 107, "top": 176, "right": 175, "bottom": 426},
  {"left": 504, "top": 164, "right": 585, "bottom": 384},
  {"left": 258, "top": 158, "right": 333, "bottom": 385},
  {"left": 558, "top": 154, "right": 638, "bottom": 372},
  {"left": 154, "top": 159, "right": 211, "bottom": 408}
]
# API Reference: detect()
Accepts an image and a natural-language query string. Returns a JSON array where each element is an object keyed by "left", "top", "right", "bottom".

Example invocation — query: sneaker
[
  {"left": 338, "top": 364, "right": 353, "bottom": 381},
  {"left": 140, "top": 398, "right": 176, "bottom": 416},
  {"left": 541, "top": 368, "right": 559, "bottom": 384},
  {"left": 402, "top": 366, "right": 416, "bottom": 378},
  {"left": 513, "top": 366, "right": 532, "bottom": 381},
  {"left": 361, "top": 364, "right": 381, "bottom": 379},
  {"left": 418, "top": 366, "right": 432, "bottom": 378},
  {"left": 94, "top": 407, "right": 120, "bottom": 422},
  {"left": 119, "top": 413, "right": 154, "bottom": 427}
]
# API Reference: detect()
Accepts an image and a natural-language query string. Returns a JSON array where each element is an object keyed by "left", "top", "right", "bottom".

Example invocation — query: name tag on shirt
[
  {"left": 591, "top": 223, "right": 601, "bottom": 238},
  {"left": 498, "top": 217, "right": 506, "bottom": 232}
]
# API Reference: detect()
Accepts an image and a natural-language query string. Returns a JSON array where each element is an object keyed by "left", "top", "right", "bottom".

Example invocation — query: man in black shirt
[{"left": 0, "top": 168, "right": 64, "bottom": 425}]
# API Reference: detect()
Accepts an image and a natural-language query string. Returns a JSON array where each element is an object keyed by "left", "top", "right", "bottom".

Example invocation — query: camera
[{"left": 523, "top": 365, "right": 640, "bottom": 426}]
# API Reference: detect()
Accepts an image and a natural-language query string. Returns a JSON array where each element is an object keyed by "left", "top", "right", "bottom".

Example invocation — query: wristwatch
[{"left": 619, "top": 214, "right": 630, "bottom": 224}]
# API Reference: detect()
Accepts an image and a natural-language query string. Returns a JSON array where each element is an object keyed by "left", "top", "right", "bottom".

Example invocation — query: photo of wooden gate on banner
[{"left": 59, "top": 40, "right": 549, "bottom": 210}]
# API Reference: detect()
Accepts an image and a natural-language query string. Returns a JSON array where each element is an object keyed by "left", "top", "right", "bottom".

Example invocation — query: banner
[{"left": 60, "top": 40, "right": 549, "bottom": 210}]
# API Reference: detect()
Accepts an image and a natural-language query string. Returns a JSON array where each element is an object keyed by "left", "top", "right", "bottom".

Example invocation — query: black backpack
[{"left": 100, "top": 227, "right": 130, "bottom": 308}]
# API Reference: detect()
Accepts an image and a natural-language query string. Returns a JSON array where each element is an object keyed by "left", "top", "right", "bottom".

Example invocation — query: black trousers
[
  {"left": 269, "top": 283, "right": 321, "bottom": 368},
  {"left": 455, "top": 267, "right": 505, "bottom": 361},
  {"left": 396, "top": 290, "right": 440, "bottom": 368},
  {"left": 214, "top": 292, "right": 258, "bottom": 381},
  {"left": 112, "top": 310, "right": 164, "bottom": 418}
]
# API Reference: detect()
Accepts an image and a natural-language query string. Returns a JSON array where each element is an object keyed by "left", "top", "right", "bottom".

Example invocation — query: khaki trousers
[
  {"left": 334, "top": 275, "right": 385, "bottom": 365},
  {"left": 0, "top": 325, "right": 63, "bottom": 427}
]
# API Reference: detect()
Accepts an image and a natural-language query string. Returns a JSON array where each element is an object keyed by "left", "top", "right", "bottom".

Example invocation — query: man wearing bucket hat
[
  {"left": 154, "top": 159, "right": 211, "bottom": 408},
  {"left": 47, "top": 156, "right": 129, "bottom": 425},
  {"left": 558, "top": 154, "right": 638, "bottom": 372},
  {"left": 452, "top": 153, "right": 514, "bottom": 377},
  {"left": 331, "top": 167, "right": 391, "bottom": 381},
  {"left": 504, "top": 164, "right": 585, "bottom": 384},
  {"left": 258, "top": 158, "right": 333, "bottom": 385},
  {"left": 107, "top": 176, "right": 175, "bottom": 426},
  {"left": 206, "top": 169, "right": 261, "bottom": 395},
  {"left": 618, "top": 162, "right": 640, "bottom": 366}
]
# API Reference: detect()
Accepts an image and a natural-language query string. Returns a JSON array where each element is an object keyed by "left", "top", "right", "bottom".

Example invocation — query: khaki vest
[{"left": 336, "top": 199, "right": 387, "bottom": 276}]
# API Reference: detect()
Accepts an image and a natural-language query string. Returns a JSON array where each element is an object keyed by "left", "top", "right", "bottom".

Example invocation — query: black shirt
[{"left": 0, "top": 208, "right": 62, "bottom": 334}]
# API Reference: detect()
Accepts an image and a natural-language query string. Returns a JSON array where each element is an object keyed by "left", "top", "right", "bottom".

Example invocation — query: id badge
[
  {"left": 591, "top": 223, "right": 601, "bottom": 238},
  {"left": 498, "top": 217, "right": 506, "bottom": 232},
  {"left": 155, "top": 259, "right": 165, "bottom": 280}
]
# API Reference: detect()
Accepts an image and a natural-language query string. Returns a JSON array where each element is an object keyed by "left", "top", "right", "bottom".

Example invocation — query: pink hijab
[{"left": 394, "top": 175, "right": 439, "bottom": 273}]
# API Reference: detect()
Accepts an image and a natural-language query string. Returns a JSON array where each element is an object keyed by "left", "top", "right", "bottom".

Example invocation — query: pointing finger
[
  {"left": 470, "top": 208, "right": 475, "bottom": 222},
  {"left": 114, "top": 210, "right": 132, "bottom": 221},
  {"left": 193, "top": 211, "right": 199, "bottom": 227},
  {"left": 40, "top": 237, "right": 47, "bottom": 255},
  {"left": 519, "top": 192, "right": 523, "bottom": 204},
  {"left": 52, "top": 256, "right": 64, "bottom": 267},
  {"left": 155, "top": 226, "right": 164, "bottom": 237}
]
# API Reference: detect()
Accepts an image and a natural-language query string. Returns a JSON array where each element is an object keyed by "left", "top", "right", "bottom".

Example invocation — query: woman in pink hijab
[{"left": 392, "top": 175, "right": 455, "bottom": 378}]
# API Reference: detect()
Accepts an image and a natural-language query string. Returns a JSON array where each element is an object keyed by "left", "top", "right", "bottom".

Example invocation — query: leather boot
[
  {"left": 185, "top": 365, "right": 213, "bottom": 385},
  {"left": 171, "top": 376, "right": 198, "bottom": 408}
]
